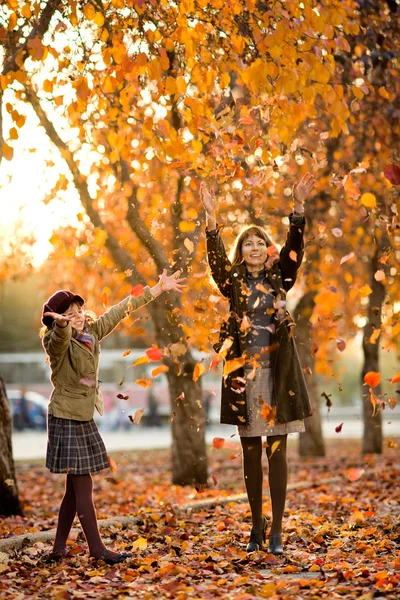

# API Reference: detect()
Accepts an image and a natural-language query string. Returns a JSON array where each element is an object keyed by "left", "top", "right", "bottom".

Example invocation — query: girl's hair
[
  {"left": 230, "top": 225, "right": 275, "bottom": 265},
  {"left": 39, "top": 310, "right": 96, "bottom": 338}
]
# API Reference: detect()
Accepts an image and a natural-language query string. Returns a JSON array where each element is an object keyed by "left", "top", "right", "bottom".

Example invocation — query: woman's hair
[{"left": 229, "top": 225, "right": 275, "bottom": 266}]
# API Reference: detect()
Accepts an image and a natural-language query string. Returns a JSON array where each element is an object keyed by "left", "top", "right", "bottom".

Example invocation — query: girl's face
[
  {"left": 63, "top": 302, "right": 85, "bottom": 332},
  {"left": 241, "top": 234, "right": 268, "bottom": 270}
]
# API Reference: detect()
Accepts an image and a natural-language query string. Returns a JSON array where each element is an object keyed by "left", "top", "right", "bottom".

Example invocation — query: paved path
[{"left": 11, "top": 415, "right": 400, "bottom": 461}]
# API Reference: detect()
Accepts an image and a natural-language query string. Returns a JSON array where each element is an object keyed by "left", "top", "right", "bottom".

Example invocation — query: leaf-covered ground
[{"left": 1, "top": 437, "right": 399, "bottom": 599}]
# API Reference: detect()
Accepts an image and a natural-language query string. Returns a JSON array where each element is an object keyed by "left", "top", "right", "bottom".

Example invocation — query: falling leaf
[
  {"left": 390, "top": 372, "right": 400, "bottom": 384},
  {"left": 219, "top": 337, "right": 233, "bottom": 357},
  {"left": 223, "top": 356, "right": 245, "bottom": 376},
  {"left": 268, "top": 440, "right": 281, "bottom": 457},
  {"left": 4, "top": 479, "right": 14, "bottom": 487},
  {"left": 331, "top": 227, "right": 343, "bottom": 237},
  {"left": 135, "top": 378, "right": 152, "bottom": 388},
  {"left": 346, "top": 468, "right": 365, "bottom": 482},
  {"left": 339, "top": 252, "right": 355, "bottom": 266},
  {"left": 193, "top": 362, "right": 205, "bottom": 382},
  {"left": 183, "top": 237, "right": 194, "bottom": 253},
  {"left": 369, "top": 387, "right": 382, "bottom": 416},
  {"left": 383, "top": 163, "right": 400, "bottom": 186},
  {"left": 116, "top": 393, "right": 129, "bottom": 400},
  {"left": 152, "top": 365, "right": 169, "bottom": 377},
  {"left": 130, "top": 284, "right": 144, "bottom": 297},
  {"left": 336, "top": 339, "right": 346, "bottom": 352},
  {"left": 131, "top": 408, "right": 144, "bottom": 424},
  {"left": 364, "top": 371, "right": 380, "bottom": 387},
  {"left": 122, "top": 350, "right": 131, "bottom": 357},
  {"left": 132, "top": 355, "right": 150, "bottom": 366},
  {"left": 388, "top": 397, "right": 397, "bottom": 409},
  {"left": 289, "top": 250, "right": 297, "bottom": 262},
  {"left": 169, "top": 342, "right": 186, "bottom": 357},
  {"left": 118, "top": 377, "right": 125, "bottom": 386},
  {"left": 101, "top": 291, "right": 108, "bottom": 307},
  {"left": 212, "top": 437, "right": 225, "bottom": 449},
  {"left": 146, "top": 346, "right": 162, "bottom": 361},
  {"left": 261, "top": 401, "right": 276, "bottom": 424},
  {"left": 360, "top": 192, "right": 377, "bottom": 208},
  {"left": 343, "top": 175, "right": 360, "bottom": 199},
  {"left": 108, "top": 456, "right": 117, "bottom": 473},
  {"left": 335, "top": 422, "right": 344, "bottom": 433},
  {"left": 369, "top": 329, "right": 381, "bottom": 344},
  {"left": 132, "top": 537, "right": 147, "bottom": 550},
  {"left": 240, "top": 315, "right": 251, "bottom": 331}
]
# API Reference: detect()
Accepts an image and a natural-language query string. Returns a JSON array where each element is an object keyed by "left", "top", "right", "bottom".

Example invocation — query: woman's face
[
  {"left": 241, "top": 234, "right": 268, "bottom": 270},
  {"left": 63, "top": 302, "right": 85, "bottom": 332}
]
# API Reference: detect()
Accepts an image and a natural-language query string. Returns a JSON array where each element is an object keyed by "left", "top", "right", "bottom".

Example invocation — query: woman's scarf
[{"left": 74, "top": 330, "right": 95, "bottom": 353}]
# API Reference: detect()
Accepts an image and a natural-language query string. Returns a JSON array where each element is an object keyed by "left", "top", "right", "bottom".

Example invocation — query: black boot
[
  {"left": 268, "top": 533, "right": 283, "bottom": 555},
  {"left": 246, "top": 516, "right": 267, "bottom": 552}
]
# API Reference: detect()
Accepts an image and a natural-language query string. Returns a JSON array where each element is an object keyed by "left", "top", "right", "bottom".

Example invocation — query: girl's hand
[
  {"left": 151, "top": 270, "right": 186, "bottom": 297},
  {"left": 200, "top": 181, "right": 217, "bottom": 216},
  {"left": 43, "top": 312, "right": 69, "bottom": 327},
  {"left": 292, "top": 172, "right": 315, "bottom": 211}
]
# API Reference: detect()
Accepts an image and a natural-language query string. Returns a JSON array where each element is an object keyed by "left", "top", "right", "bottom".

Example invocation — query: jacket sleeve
[
  {"left": 43, "top": 323, "right": 73, "bottom": 361},
  {"left": 206, "top": 227, "right": 232, "bottom": 298},
  {"left": 91, "top": 286, "right": 154, "bottom": 341},
  {"left": 278, "top": 214, "right": 306, "bottom": 292}
]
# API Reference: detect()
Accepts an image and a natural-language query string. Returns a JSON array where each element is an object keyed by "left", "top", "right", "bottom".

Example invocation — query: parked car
[{"left": 6, "top": 388, "right": 48, "bottom": 431}]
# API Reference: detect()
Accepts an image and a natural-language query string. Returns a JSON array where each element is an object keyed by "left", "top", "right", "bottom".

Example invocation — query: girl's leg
[
  {"left": 70, "top": 473, "right": 125, "bottom": 560},
  {"left": 240, "top": 436, "right": 264, "bottom": 531},
  {"left": 52, "top": 474, "right": 76, "bottom": 554},
  {"left": 266, "top": 434, "right": 288, "bottom": 535}
]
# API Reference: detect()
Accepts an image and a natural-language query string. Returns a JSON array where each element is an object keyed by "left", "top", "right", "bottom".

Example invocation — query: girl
[
  {"left": 41, "top": 270, "right": 185, "bottom": 564},
  {"left": 201, "top": 173, "right": 314, "bottom": 554}
]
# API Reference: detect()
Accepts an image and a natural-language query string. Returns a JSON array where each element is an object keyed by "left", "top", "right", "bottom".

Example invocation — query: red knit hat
[{"left": 42, "top": 290, "right": 85, "bottom": 327}]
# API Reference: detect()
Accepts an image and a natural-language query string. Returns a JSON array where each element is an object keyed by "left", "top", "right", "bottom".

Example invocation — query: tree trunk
[
  {"left": 361, "top": 247, "right": 385, "bottom": 454},
  {"left": 294, "top": 292, "right": 326, "bottom": 457},
  {"left": 0, "top": 378, "right": 22, "bottom": 516}
]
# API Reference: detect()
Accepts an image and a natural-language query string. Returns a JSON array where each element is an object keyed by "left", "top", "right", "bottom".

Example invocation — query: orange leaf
[
  {"left": 122, "top": 350, "right": 131, "bottom": 357},
  {"left": 390, "top": 372, "right": 400, "bottom": 384},
  {"left": 135, "top": 378, "right": 152, "bottom": 388},
  {"left": 289, "top": 250, "right": 297, "bottom": 262},
  {"left": 151, "top": 365, "right": 169, "bottom": 377},
  {"left": 101, "top": 291, "right": 108, "bottom": 307},
  {"left": 346, "top": 468, "right": 365, "bottom": 482},
  {"left": 146, "top": 346, "right": 162, "bottom": 361},
  {"left": 223, "top": 356, "right": 245, "bottom": 376},
  {"left": 363, "top": 371, "right": 380, "bottom": 387},
  {"left": 132, "top": 355, "right": 150, "bottom": 366},
  {"left": 108, "top": 456, "right": 117, "bottom": 473},
  {"left": 131, "top": 408, "right": 144, "bottom": 424},
  {"left": 212, "top": 437, "right": 225, "bottom": 449},
  {"left": 193, "top": 362, "right": 205, "bottom": 382},
  {"left": 261, "top": 402, "right": 276, "bottom": 424}
]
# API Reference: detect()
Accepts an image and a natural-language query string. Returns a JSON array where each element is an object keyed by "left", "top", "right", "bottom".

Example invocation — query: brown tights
[
  {"left": 240, "top": 434, "right": 288, "bottom": 535},
  {"left": 53, "top": 473, "right": 120, "bottom": 559}
]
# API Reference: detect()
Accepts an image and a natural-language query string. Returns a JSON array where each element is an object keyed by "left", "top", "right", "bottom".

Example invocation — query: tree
[{"left": 0, "top": 378, "right": 22, "bottom": 516}]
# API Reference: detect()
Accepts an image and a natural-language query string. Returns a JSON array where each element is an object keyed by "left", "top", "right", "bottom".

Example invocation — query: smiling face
[
  {"left": 63, "top": 302, "right": 85, "bottom": 332},
  {"left": 241, "top": 234, "right": 268, "bottom": 272}
]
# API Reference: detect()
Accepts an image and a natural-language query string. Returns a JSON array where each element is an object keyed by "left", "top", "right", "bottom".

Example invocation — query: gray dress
[{"left": 238, "top": 271, "right": 305, "bottom": 438}]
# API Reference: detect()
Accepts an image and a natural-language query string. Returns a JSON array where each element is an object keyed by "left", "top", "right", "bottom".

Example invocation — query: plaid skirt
[
  {"left": 46, "top": 414, "right": 109, "bottom": 475},
  {"left": 238, "top": 347, "right": 305, "bottom": 438}
]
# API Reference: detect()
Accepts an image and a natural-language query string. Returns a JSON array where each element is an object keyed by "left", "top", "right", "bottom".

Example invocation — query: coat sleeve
[
  {"left": 43, "top": 323, "right": 72, "bottom": 361},
  {"left": 278, "top": 214, "right": 306, "bottom": 292},
  {"left": 91, "top": 286, "right": 154, "bottom": 341},
  {"left": 205, "top": 228, "right": 232, "bottom": 298}
]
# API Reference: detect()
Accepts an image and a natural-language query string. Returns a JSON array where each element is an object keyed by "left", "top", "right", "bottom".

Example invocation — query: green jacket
[{"left": 42, "top": 288, "right": 154, "bottom": 421}]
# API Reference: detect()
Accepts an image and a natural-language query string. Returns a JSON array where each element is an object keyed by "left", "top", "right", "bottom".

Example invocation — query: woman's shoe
[
  {"left": 40, "top": 549, "right": 68, "bottom": 563},
  {"left": 93, "top": 550, "right": 132, "bottom": 565},
  {"left": 246, "top": 516, "right": 267, "bottom": 552},
  {"left": 268, "top": 533, "right": 283, "bottom": 555}
]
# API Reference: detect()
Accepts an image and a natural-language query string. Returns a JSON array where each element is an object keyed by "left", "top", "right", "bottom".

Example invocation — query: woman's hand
[
  {"left": 151, "top": 270, "right": 186, "bottom": 297},
  {"left": 200, "top": 181, "right": 217, "bottom": 230},
  {"left": 43, "top": 312, "right": 69, "bottom": 327},
  {"left": 292, "top": 172, "right": 315, "bottom": 212}
]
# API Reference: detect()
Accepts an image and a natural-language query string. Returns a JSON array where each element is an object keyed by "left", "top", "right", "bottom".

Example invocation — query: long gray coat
[{"left": 206, "top": 215, "right": 312, "bottom": 426}]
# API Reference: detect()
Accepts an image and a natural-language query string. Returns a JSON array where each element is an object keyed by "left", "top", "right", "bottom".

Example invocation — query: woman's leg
[
  {"left": 240, "top": 436, "right": 264, "bottom": 531},
  {"left": 70, "top": 473, "right": 122, "bottom": 560},
  {"left": 52, "top": 474, "right": 76, "bottom": 554},
  {"left": 266, "top": 434, "right": 288, "bottom": 535}
]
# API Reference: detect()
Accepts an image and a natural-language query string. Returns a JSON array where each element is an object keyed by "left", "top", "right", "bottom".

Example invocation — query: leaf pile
[{"left": 0, "top": 439, "right": 399, "bottom": 598}]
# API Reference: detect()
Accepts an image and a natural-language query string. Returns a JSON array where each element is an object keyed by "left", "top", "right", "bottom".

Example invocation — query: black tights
[
  {"left": 240, "top": 435, "right": 288, "bottom": 535},
  {"left": 53, "top": 474, "right": 120, "bottom": 558}
]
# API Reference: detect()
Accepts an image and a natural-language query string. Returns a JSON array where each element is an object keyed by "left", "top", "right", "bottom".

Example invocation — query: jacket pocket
[{"left": 62, "top": 387, "right": 88, "bottom": 398}]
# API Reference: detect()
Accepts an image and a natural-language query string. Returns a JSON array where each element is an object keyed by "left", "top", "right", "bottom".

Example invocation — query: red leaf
[
  {"left": 212, "top": 437, "right": 225, "bottom": 449},
  {"left": 383, "top": 163, "right": 400, "bottom": 186},
  {"left": 146, "top": 346, "right": 162, "bottom": 361},
  {"left": 364, "top": 371, "right": 380, "bottom": 387},
  {"left": 335, "top": 422, "right": 344, "bottom": 433},
  {"left": 130, "top": 284, "right": 144, "bottom": 297}
]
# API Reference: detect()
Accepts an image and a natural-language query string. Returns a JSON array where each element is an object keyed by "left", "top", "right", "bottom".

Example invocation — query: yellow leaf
[
  {"left": 192, "top": 139, "right": 202, "bottom": 154},
  {"left": 313, "top": 64, "right": 331, "bottom": 84},
  {"left": 165, "top": 76, "right": 176, "bottom": 95},
  {"left": 2, "top": 142, "right": 13, "bottom": 161},
  {"left": 132, "top": 356, "right": 150, "bottom": 366},
  {"left": 352, "top": 86, "right": 364, "bottom": 100},
  {"left": 220, "top": 72, "right": 230, "bottom": 89},
  {"left": 193, "top": 362, "right": 205, "bottom": 382},
  {"left": 94, "top": 12, "right": 105, "bottom": 27},
  {"left": 369, "top": 329, "right": 381, "bottom": 344},
  {"left": 132, "top": 537, "right": 147, "bottom": 550},
  {"left": 378, "top": 86, "right": 390, "bottom": 99},
  {"left": 83, "top": 4, "right": 96, "bottom": 20},
  {"left": 223, "top": 356, "right": 245, "bottom": 376},
  {"left": 179, "top": 220, "right": 196, "bottom": 233},
  {"left": 43, "top": 79, "right": 53, "bottom": 93},
  {"left": 132, "top": 408, "right": 144, "bottom": 424},
  {"left": 358, "top": 284, "right": 372, "bottom": 297},
  {"left": 122, "top": 350, "right": 131, "bottom": 357},
  {"left": 360, "top": 192, "right": 376, "bottom": 208},
  {"left": 151, "top": 365, "right": 169, "bottom": 377}
]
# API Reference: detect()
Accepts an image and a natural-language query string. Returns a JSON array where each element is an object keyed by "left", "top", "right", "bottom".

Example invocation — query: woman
[{"left": 201, "top": 174, "right": 314, "bottom": 554}]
